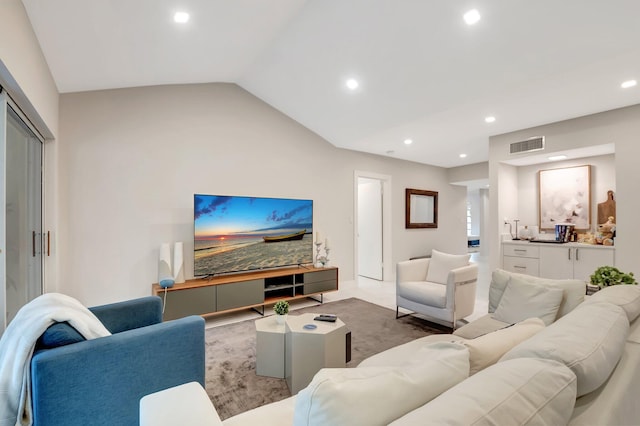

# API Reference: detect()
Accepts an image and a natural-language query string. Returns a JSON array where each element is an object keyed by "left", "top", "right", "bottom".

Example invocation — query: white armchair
[{"left": 396, "top": 253, "right": 478, "bottom": 330}]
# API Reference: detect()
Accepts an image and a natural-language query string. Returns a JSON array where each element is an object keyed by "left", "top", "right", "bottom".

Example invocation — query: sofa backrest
[{"left": 489, "top": 269, "right": 585, "bottom": 319}]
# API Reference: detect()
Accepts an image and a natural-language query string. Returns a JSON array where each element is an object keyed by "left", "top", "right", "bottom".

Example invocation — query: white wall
[
  {"left": 515, "top": 154, "right": 615, "bottom": 233},
  {"left": 0, "top": 0, "right": 58, "bottom": 137},
  {"left": 448, "top": 162, "right": 488, "bottom": 184},
  {"left": 58, "top": 83, "right": 468, "bottom": 306},
  {"left": 489, "top": 105, "right": 640, "bottom": 277}
]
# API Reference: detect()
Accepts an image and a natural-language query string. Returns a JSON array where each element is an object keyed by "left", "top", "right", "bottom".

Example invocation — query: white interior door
[{"left": 357, "top": 177, "right": 383, "bottom": 280}]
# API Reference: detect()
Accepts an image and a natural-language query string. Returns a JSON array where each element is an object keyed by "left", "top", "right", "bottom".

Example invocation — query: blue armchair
[{"left": 30, "top": 296, "right": 205, "bottom": 426}]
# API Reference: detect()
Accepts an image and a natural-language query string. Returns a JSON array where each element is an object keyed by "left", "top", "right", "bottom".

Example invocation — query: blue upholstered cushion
[{"left": 37, "top": 322, "right": 86, "bottom": 349}]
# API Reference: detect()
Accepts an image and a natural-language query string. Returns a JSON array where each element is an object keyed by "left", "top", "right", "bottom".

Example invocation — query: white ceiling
[{"left": 21, "top": 0, "right": 640, "bottom": 168}]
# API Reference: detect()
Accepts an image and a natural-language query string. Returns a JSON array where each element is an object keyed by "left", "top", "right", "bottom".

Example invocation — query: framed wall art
[
  {"left": 405, "top": 188, "right": 438, "bottom": 228},
  {"left": 538, "top": 165, "right": 591, "bottom": 231}
]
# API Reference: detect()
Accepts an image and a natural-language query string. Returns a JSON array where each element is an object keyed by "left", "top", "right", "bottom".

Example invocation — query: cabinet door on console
[
  {"left": 303, "top": 269, "right": 337, "bottom": 294},
  {"left": 163, "top": 286, "right": 217, "bottom": 321},
  {"left": 217, "top": 279, "right": 264, "bottom": 311}
]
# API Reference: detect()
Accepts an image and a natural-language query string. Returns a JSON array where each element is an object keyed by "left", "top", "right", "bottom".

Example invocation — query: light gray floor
[{"left": 205, "top": 253, "right": 490, "bottom": 329}]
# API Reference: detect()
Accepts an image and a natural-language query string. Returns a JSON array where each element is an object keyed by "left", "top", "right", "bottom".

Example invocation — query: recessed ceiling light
[
  {"left": 548, "top": 155, "right": 568, "bottom": 161},
  {"left": 174, "top": 11, "right": 190, "bottom": 23},
  {"left": 459, "top": 153, "right": 467, "bottom": 158},
  {"left": 485, "top": 116, "right": 496, "bottom": 123},
  {"left": 404, "top": 139, "right": 413, "bottom": 145},
  {"left": 621, "top": 79, "right": 637, "bottom": 89},
  {"left": 346, "top": 78, "right": 359, "bottom": 90},
  {"left": 463, "top": 9, "right": 481, "bottom": 25}
]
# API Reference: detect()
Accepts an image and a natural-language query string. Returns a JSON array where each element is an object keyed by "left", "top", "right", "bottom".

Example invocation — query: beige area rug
[{"left": 205, "top": 297, "right": 448, "bottom": 420}]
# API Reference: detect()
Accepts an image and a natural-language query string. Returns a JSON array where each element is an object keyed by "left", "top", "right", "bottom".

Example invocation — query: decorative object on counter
[
  {"left": 519, "top": 225, "right": 534, "bottom": 240},
  {"left": 538, "top": 165, "right": 591, "bottom": 231},
  {"left": 555, "top": 224, "right": 575, "bottom": 243},
  {"left": 596, "top": 216, "right": 616, "bottom": 246},
  {"left": 579, "top": 231, "right": 597, "bottom": 245},
  {"left": 273, "top": 300, "right": 289, "bottom": 324},
  {"left": 512, "top": 219, "right": 520, "bottom": 240},
  {"left": 590, "top": 266, "right": 637, "bottom": 289},
  {"left": 597, "top": 190, "right": 616, "bottom": 226}
]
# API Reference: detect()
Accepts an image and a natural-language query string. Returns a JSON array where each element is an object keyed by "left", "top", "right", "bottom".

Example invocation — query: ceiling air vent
[{"left": 510, "top": 136, "right": 545, "bottom": 154}]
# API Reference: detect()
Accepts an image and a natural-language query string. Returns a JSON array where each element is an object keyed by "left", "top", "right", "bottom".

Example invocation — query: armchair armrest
[
  {"left": 446, "top": 263, "right": 478, "bottom": 319},
  {"left": 397, "top": 259, "right": 431, "bottom": 283},
  {"left": 89, "top": 296, "right": 163, "bottom": 333},
  {"left": 448, "top": 263, "right": 478, "bottom": 286},
  {"left": 31, "top": 315, "right": 205, "bottom": 426}
]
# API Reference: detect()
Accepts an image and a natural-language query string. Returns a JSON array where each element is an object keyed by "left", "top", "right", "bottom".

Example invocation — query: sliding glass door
[{"left": 0, "top": 90, "right": 44, "bottom": 329}]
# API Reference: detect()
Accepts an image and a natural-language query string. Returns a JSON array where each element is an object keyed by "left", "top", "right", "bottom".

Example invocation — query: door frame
[{"left": 353, "top": 170, "right": 392, "bottom": 281}]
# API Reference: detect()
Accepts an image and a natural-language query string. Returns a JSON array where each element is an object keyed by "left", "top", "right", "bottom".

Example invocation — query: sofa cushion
[
  {"left": 501, "top": 301, "right": 628, "bottom": 397},
  {"left": 358, "top": 334, "right": 465, "bottom": 368},
  {"left": 397, "top": 281, "right": 446, "bottom": 308},
  {"left": 36, "top": 322, "right": 86, "bottom": 349},
  {"left": 489, "top": 269, "right": 584, "bottom": 319},
  {"left": 582, "top": 285, "right": 640, "bottom": 322},
  {"left": 294, "top": 342, "right": 469, "bottom": 426},
  {"left": 493, "top": 277, "right": 564, "bottom": 325},
  {"left": 463, "top": 317, "right": 545, "bottom": 375},
  {"left": 389, "top": 358, "right": 577, "bottom": 426},
  {"left": 453, "top": 314, "right": 511, "bottom": 339},
  {"left": 223, "top": 396, "right": 296, "bottom": 426},
  {"left": 425, "top": 250, "right": 470, "bottom": 284}
]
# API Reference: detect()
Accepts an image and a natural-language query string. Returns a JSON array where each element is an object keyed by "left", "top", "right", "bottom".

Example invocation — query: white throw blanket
[{"left": 0, "top": 293, "right": 111, "bottom": 426}]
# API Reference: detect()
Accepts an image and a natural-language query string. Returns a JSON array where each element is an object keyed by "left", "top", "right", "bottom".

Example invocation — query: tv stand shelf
[{"left": 152, "top": 266, "right": 338, "bottom": 321}]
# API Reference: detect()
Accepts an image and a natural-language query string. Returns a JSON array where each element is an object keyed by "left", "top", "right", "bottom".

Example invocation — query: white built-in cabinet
[{"left": 502, "top": 241, "right": 615, "bottom": 283}]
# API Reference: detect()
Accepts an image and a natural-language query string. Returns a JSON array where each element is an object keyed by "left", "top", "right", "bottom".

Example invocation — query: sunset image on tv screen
[{"left": 194, "top": 194, "right": 313, "bottom": 275}]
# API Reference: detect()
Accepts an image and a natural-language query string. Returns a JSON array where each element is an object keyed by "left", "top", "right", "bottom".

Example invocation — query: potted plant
[
  {"left": 273, "top": 300, "right": 289, "bottom": 324},
  {"left": 590, "top": 266, "right": 637, "bottom": 288}
]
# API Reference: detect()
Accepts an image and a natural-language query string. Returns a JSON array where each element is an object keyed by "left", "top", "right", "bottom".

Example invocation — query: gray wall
[{"left": 58, "top": 83, "right": 468, "bottom": 305}]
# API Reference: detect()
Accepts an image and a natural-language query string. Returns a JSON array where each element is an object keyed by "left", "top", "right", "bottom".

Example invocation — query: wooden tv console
[{"left": 152, "top": 266, "right": 338, "bottom": 321}]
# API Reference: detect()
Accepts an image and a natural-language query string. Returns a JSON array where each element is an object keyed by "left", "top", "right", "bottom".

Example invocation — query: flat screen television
[{"left": 194, "top": 194, "right": 313, "bottom": 276}]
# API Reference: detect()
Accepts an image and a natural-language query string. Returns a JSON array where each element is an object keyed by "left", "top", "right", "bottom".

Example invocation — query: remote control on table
[{"left": 314, "top": 314, "right": 337, "bottom": 322}]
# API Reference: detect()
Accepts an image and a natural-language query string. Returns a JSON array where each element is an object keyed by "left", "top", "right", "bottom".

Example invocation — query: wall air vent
[{"left": 510, "top": 136, "right": 545, "bottom": 154}]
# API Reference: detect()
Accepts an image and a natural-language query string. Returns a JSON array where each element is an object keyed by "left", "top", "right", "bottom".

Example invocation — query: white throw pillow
[
  {"left": 293, "top": 342, "right": 469, "bottom": 426},
  {"left": 425, "top": 250, "right": 470, "bottom": 284},
  {"left": 493, "top": 276, "right": 563, "bottom": 326},
  {"left": 583, "top": 285, "right": 640, "bottom": 322},
  {"left": 489, "top": 269, "right": 584, "bottom": 319},
  {"left": 501, "top": 301, "right": 629, "bottom": 397},
  {"left": 389, "top": 358, "right": 577, "bottom": 426},
  {"left": 464, "top": 317, "right": 545, "bottom": 375}
]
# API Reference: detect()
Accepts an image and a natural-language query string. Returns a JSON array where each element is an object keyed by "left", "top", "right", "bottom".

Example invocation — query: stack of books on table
[{"left": 586, "top": 284, "right": 600, "bottom": 296}]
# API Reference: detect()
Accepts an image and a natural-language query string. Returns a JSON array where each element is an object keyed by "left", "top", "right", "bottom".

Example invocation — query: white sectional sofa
[{"left": 142, "top": 269, "right": 640, "bottom": 426}]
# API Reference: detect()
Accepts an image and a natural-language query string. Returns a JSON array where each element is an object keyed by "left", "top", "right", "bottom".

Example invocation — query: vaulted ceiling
[{"left": 21, "top": 0, "right": 640, "bottom": 167}]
